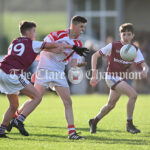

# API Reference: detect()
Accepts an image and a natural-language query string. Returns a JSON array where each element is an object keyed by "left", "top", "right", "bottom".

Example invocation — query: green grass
[
  {"left": 0, "top": 94, "right": 150, "bottom": 150},
  {"left": 3, "top": 12, "right": 67, "bottom": 42}
]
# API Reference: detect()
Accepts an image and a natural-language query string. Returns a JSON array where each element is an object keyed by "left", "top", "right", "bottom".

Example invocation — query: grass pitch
[{"left": 0, "top": 94, "right": 150, "bottom": 150}]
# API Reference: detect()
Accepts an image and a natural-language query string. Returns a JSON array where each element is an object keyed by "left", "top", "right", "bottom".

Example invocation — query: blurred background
[{"left": 0, "top": 0, "right": 150, "bottom": 94}]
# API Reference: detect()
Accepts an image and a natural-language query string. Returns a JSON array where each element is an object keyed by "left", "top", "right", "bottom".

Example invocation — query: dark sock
[
  {"left": 127, "top": 119, "right": 132, "bottom": 122},
  {"left": 0, "top": 125, "right": 6, "bottom": 134},
  {"left": 127, "top": 119, "right": 133, "bottom": 125}
]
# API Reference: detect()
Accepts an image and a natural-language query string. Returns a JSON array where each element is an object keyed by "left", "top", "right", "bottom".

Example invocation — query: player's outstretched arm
[
  {"left": 43, "top": 42, "right": 73, "bottom": 53},
  {"left": 44, "top": 42, "right": 72, "bottom": 49},
  {"left": 43, "top": 42, "right": 90, "bottom": 56},
  {"left": 90, "top": 51, "right": 101, "bottom": 87},
  {"left": 43, "top": 46, "right": 64, "bottom": 54}
]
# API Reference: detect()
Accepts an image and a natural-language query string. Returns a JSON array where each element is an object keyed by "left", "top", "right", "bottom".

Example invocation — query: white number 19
[{"left": 8, "top": 43, "right": 25, "bottom": 56}]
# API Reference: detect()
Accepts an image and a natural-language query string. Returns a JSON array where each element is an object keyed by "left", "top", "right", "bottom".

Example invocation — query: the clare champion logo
[{"left": 68, "top": 67, "right": 83, "bottom": 84}]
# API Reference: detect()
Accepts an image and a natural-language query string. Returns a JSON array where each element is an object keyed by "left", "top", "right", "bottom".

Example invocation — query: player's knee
[
  {"left": 129, "top": 92, "right": 138, "bottom": 100},
  {"left": 33, "top": 93, "right": 42, "bottom": 104}
]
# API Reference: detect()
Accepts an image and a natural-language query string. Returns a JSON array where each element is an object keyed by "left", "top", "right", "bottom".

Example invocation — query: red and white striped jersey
[{"left": 38, "top": 29, "right": 83, "bottom": 71}]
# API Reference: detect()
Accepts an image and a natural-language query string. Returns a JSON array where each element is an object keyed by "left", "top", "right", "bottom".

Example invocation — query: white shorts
[
  {"left": 105, "top": 73, "right": 123, "bottom": 90},
  {"left": 35, "top": 68, "right": 69, "bottom": 91},
  {"left": 0, "top": 69, "right": 30, "bottom": 94}
]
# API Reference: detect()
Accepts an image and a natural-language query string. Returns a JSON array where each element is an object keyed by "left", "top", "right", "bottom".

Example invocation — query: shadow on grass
[
  {"left": 85, "top": 135, "right": 149, "bottom": 145},
  {"left": 8, "top": 131, "right": 149, "bottom": 146},
  {"left": 27, "top": 125, "right": 124, "bottom": 133},
  {"left": 8, "top": 132, "right": 67, "bottom": 142}
]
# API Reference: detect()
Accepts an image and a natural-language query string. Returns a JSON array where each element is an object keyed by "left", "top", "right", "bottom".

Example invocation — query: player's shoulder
[
  {"left": 51, "top": 30, "right": 68, "bottom": 37},
  {"left": 48, "top": 30, "right": 68, "bottom": 41},
  {"left": 12, "top": 37, "right": 32, "bottom": 44}
]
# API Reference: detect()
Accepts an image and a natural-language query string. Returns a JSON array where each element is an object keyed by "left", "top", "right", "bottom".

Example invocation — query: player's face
[
  {"left": 120, "top": 31, "right": 134, "bottom": 44},
  {"left": 73, "top": 23, "right": 86, "bottom": 36},
  {"left": 27, "top": 27, "right": 37, "bottom": 40}
]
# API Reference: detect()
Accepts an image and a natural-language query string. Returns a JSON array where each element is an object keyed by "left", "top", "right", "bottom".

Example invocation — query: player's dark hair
[
  {"left": 71, "top": 16, "right": 87, "bottom": 25},
  {"left": 119, "top": 23, "right": 134, "bottom": 33},
  {"left": 19, "top": 21, "right": 36, "bottom": 35}
]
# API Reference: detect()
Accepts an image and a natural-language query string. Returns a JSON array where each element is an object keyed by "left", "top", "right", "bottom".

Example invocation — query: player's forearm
[
  {"left": 63, "top": 44, "right": 73, "bottom": 49},
  {"left": 43, "top": 47, "right": 63, "bottom": 54},
  {"left": 44, "top": 42, "right": 73, "bottom": 49},
  {"left": 91, "top": 51, "right": 100, "bottom": 78},
  {"left": 44, "top": 42, "right": 58, "bottom": 49}
]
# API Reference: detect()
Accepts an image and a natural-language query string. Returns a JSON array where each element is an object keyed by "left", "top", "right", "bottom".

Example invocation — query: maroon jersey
[
  {"left": 99, "top": 40, "right": 144, "bottom": 74},
  {"left": 0, "top": 37, "right": 44, "bottom": 74}
]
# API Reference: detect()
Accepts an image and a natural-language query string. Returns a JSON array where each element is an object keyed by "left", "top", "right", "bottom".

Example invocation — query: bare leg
[
  {"left": 90, "top": 81, "right": 138, "bottom": 134},
  {"left": 95, "top": 89, "right": 121, "bottom": 122},
  {"left": 17, "top": 83, "right": 46, "bottom": 115},
  {"left": 1, "top": 94, "right": 19, "bottom": 126},
  {"left": 19, "top": 83, "right": 42, "bottom": 117},
  {"left": 55, "top": 86, "right": 74, "bottom": 125},
  {"left": 115, "top": 81, "right": 138, "bottom": 120},
  {"left": 34, "top": 83, "right": 47, "bottom": 97},
  {"left": 115, "top": 81, "right": 140, "bottom": 133},
  {"left": 6, "top": 83, "right": 46, "bottom": 136},
  {"left": 17, "top": 101, "right": 30, "bottom": 115}
]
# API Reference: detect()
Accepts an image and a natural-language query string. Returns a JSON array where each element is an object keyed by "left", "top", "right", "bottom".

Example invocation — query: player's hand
[
  {"left": 90, "top": 77, "right": 98, "bottom": 87},
  {"left": 72, "top": 45, "right": 90, "bottom": 57},
  {"left": 140, "top": 70, "right": 148, "bottom": 79},
  {"left": 77, "top": 62, "right": 87, "bottom": 67}
]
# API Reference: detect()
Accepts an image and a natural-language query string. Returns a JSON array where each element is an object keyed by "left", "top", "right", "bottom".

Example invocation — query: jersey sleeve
[
  {"left": 32, "top": 41, "right": 46, "bottom": 53},
  {"left": 99, "top": 43, "right": 112, "bottom": 56},
  {"left": 134, "top": 48, "right": 145, "bottom": 64}
]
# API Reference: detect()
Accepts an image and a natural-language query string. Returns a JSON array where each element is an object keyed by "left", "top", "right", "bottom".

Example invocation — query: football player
[
  {"left": 0, "top": 21, "right": 88, "bottom": 138},
  {"left": 89, "top": 23, "right": 149, "bottom": 134},
  {"left": 28, "top": 16, "right": 88, "bottom": 140}
]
